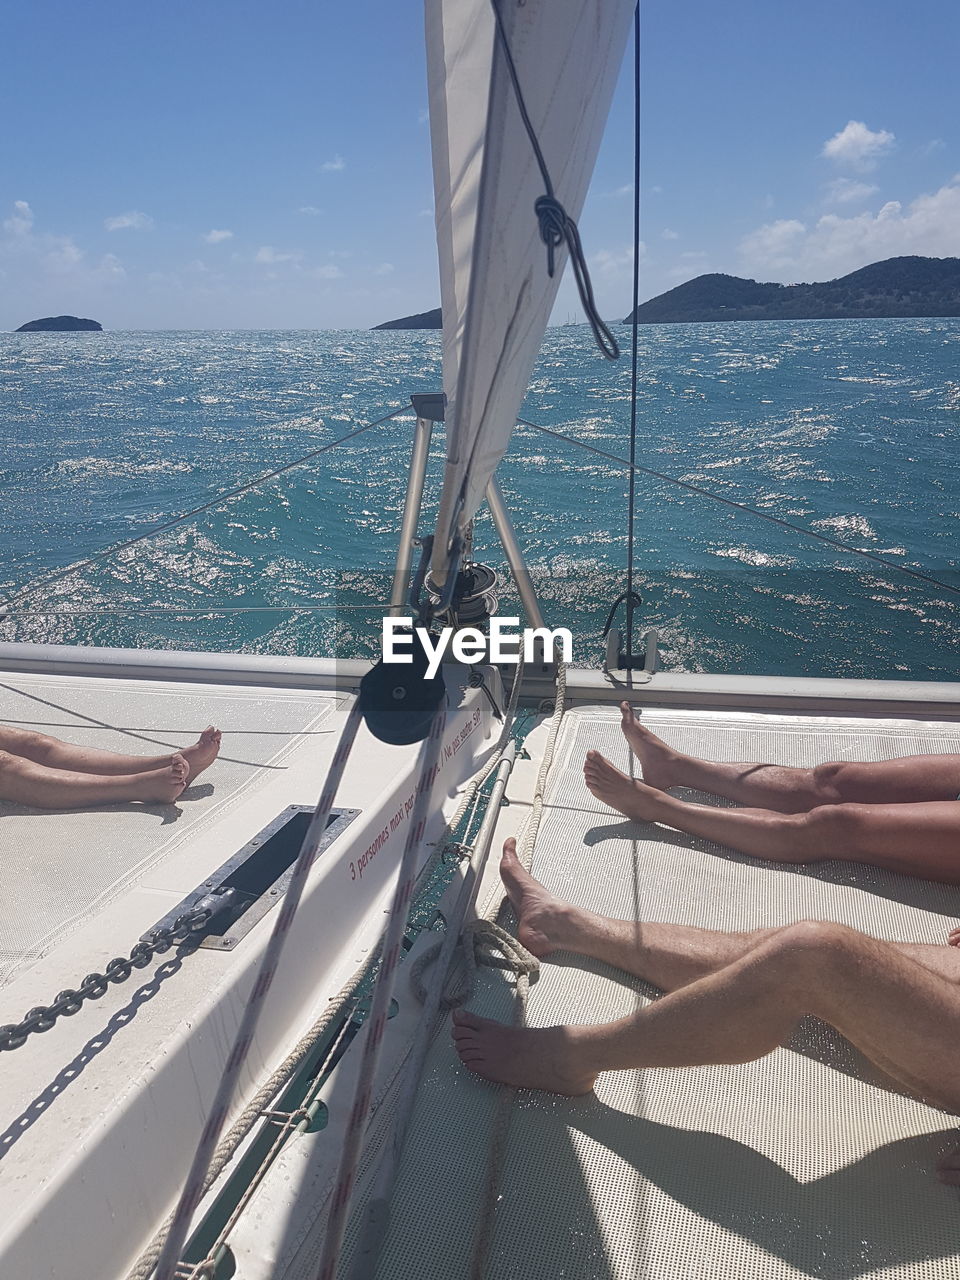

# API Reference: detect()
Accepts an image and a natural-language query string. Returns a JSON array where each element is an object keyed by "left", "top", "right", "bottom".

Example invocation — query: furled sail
[{"left": 426, "top": 0, "right": 634, "bottom": 580}]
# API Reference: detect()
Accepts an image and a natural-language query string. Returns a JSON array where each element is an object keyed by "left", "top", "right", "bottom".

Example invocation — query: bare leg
[
  {"left": 585, "top": 751, "right": 960, "bottom": 883},
  {"left": 0, "top": 749, "right": 188, "bottom": 808},
  {"left": 0, "top": 725, "right": 221, "bottom": 783},
  {"left": 499, "top": 838, "right": 960, "bottom": 991},
  {"left": 452, "top": 919, "right": 960, "bottom": 1110},
  {"left": 619, "top": 702, "right": 960, "bottom": 812}
]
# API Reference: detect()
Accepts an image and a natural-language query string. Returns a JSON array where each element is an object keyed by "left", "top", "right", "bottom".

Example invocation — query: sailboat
[{"left": 2, "top": 2, "right": 959, "bottom": 1278}]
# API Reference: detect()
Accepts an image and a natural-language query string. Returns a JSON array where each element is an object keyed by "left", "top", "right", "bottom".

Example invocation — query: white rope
[
  {"left": 152, "top": 702, "right": 364, "bottom": 1280},
  {"left": 410, "top": 918, "right": 539, "bottom": 1010}
]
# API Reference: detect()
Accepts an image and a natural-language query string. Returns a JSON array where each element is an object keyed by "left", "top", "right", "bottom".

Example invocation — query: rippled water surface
[{"left": 1, "top": 320, "right": 958, "bottom": 677}]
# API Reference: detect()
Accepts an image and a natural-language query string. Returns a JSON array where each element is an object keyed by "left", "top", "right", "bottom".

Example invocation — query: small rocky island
[
  {"left": 372, "top": 307, "right": 441, "bottom": 331},
  {"left": 16, "top": 315, "right": 103, "bottom": 332},
  {"left": 624, "top": 256, "right": 960, "bottom": 324}
]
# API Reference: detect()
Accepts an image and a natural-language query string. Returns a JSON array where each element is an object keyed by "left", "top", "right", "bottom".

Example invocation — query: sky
[{"left": 1, "top": 0, "right": 959, "bottom": 331}]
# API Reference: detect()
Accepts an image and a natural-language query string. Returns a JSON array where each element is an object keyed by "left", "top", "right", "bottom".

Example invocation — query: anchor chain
[{"left": 0, "top": 903, "right": 215, "bottom": 1051}]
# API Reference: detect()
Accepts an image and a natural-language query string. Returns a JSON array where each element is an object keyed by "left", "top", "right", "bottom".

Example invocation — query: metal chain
[{"left": 0, "top": 905, "right": 212, "bottom": 1051}]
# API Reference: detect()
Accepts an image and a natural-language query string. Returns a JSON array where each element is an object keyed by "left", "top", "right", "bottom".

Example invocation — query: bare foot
[
  {"left": 584, "top": 751, "right": 663, "bottom": 822},
  {"left": 137, "top": 754, "right": 189, "bottom": 803},
  {"left": 938, "top": 1146, "right": 960, "bottom": 1186},
  {"left": 179, "top": 727, "right": 221, "bottom": 783},
  {"left": 451, "top": 1009, "right": 597, "bottom": 1095},
  {"left": 949, "top": 926, "right": 960, "bottom": 948},
  {"left": 619, "top": 702, "right": 680, "bottom": 790},
  {"left": 500, "top": 838, "right": 573, "bottom": 958}
]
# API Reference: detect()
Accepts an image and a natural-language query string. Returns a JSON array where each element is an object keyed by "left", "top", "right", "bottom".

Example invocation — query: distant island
[
  {"left": 624, "top": 256, "right": 960, "bottom": 324},
  {"left": 373, "top": 307, "right": 441, "bottom": 331},
  {"left": 16, "top": 315, "right": 103, "bottom": 332}
]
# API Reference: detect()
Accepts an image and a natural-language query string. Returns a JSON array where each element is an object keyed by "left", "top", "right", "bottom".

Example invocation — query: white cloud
[
  {"left": 821, "top": 120, "right": 895, "bottom": 171},
  {"left": 321, "top": 155, "right": 346, "bottom": 172},
  {"left": 255, "top": 245, "right": 298, "bottom": 265},
  {"left": 661, "top": 228, "right": 679, "bottom": 240},
  {"left": 920, "top": 138, "right": 946, "bottom": 157},
  {"left": 45, "top": 239, "right": 85, "bottom": 272},
  {"left": 99, "top": 252, "right": 126, "bottom": 278},
  {"left": 589, "top": 247, "right": 637, "bottom": 276},
  {"left": 297, "top": 205, "right": 322, "bottom": 216},
  {"left": 372, "top": 262, "right": 394, "bottom": 275},
  {"left": 315, "top": 263, "right": 343, "bottom": 279},
  {"left": 104, "top": 210, "right": 154, "bottom": 231},
  {"left": 739, "top": 177, "right": 960, "bottom": 280},
  {"left": 824, "top": 178, "right": 879, "bottom": 205},
  {"left": 4, "top": 200, "right": 34, "bottom": 236},
  {"left": 203, "top": 228, "right": 233, "bottom": 244}
]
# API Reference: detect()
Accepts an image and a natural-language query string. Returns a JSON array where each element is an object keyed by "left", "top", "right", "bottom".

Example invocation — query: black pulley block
[{"left": 359, "top": 629, "right": 446, "bottom": 744}]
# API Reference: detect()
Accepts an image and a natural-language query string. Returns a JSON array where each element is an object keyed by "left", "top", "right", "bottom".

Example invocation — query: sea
[{"left": 1, "top": 319, "right": 958, "bottom": 679}]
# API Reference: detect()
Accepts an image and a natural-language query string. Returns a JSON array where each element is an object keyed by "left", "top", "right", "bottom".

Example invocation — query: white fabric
[{"left": 426, "top": 0, "right": 634, "bottom": 577}]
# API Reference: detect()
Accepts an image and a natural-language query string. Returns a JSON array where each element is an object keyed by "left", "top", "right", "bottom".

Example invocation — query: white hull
[{"left": 0, "top": 649, "right": 503, "bottom": 1279}]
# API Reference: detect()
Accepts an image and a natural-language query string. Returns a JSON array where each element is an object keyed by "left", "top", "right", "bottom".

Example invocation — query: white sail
[{"left": 426, "top": 0, "right": 634, "bottom": 579}]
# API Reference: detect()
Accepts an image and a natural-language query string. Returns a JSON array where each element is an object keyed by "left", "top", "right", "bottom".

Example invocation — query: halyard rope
[
  {"left": 127, "top": 670, "right": 524, "bottom": 1280},
  {"left": 316, "top": 704, "right": 448, "bottom": 1280},
  {"left": 489, "top": 0, "right": 619, "bottom": 360},
  {"left": 126, "top": 979, "right": 364, "bottom": 1280},
  {"left": 152, "top": 701, "right": 364, "bottom": 1280}
]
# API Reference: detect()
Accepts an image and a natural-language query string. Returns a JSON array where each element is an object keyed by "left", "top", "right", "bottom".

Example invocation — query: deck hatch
[{"left": 141, "top": 804, "right": 360, "bottom": 951}]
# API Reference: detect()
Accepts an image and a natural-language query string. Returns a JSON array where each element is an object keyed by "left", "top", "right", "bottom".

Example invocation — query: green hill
[
  {"left": 624, "top": 256, "right": 960, "bottom": 323},
  {"left": 16, "top": 315, "right": 103, "bottom": 332},
  {"left": 372, "top": 307, "right": 442, "bottom": 331}
]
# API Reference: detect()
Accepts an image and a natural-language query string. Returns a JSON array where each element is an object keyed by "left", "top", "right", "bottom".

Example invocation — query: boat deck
[
  {"left": 0, "top": 659, "right": 502, "bottom": 1280},
  {"left": 0, "top": 670, "right": 340, "bottom": 989},
  {"left": 231, "top": 700, "right": 960, "bottom": 1280}
]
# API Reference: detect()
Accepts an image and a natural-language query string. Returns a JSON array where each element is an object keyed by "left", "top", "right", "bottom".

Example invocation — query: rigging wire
[
  {"left": 625, "top": 3, "right": 642, "bottom": 660},
  {"left": 2, "top": 604, "right": 389, "bottom": 617},
  {"left": 489, "top": 0, "right": 620, "bottom": 360},
  {"left": 517, "top": 416, "right": 960, "bottom": 600},
  {"left": 0, "top": 405, "right": 408, "bottom": 614}
]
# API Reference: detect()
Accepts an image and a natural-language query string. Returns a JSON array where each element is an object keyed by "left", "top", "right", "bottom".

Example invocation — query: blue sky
[{"left": 2, "top": 0, "right": 959, "bottom": 330}]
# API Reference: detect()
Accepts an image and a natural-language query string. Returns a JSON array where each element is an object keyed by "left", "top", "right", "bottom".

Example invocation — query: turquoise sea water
[{"left": 0, "top": 320, "right": 958, "bottom": 678}]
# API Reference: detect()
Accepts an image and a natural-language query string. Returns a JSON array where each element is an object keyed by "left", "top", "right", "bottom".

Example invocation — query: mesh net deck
[{"left": 275, "top": 706, "right": 960, "bottom": 1280}]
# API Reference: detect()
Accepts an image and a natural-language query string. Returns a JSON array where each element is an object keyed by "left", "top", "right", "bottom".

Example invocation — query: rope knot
[
  {"left": 411, "top": 919, "right": 540, "bottom": 1010},
  {"left": 534, "top": 195, "right": 567, "bottom": 278}
]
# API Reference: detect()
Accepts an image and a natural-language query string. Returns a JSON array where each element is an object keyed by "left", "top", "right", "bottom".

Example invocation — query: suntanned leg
[
  {"left": 0, "top": 749, "right": 188, "bottom": 808},
  {"left": 619, "top": 702, "right": 960, "bottom": 812},
  {"left": 0, "top": 725, "right": 221, "bottom": 783},
  {"left": 452, "top": 918, "right": 960, "bottom": 1112},
  {"left": 585, "top": 751, "right": 960, "bottom": 883},
  {"left": 500, "top": 838, "right": 960, "bottom": 990}
]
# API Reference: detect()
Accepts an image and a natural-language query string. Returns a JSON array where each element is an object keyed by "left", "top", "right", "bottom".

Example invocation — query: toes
[{"left": 452, "top": 1008, "right": 482, "bottom": 1029}]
